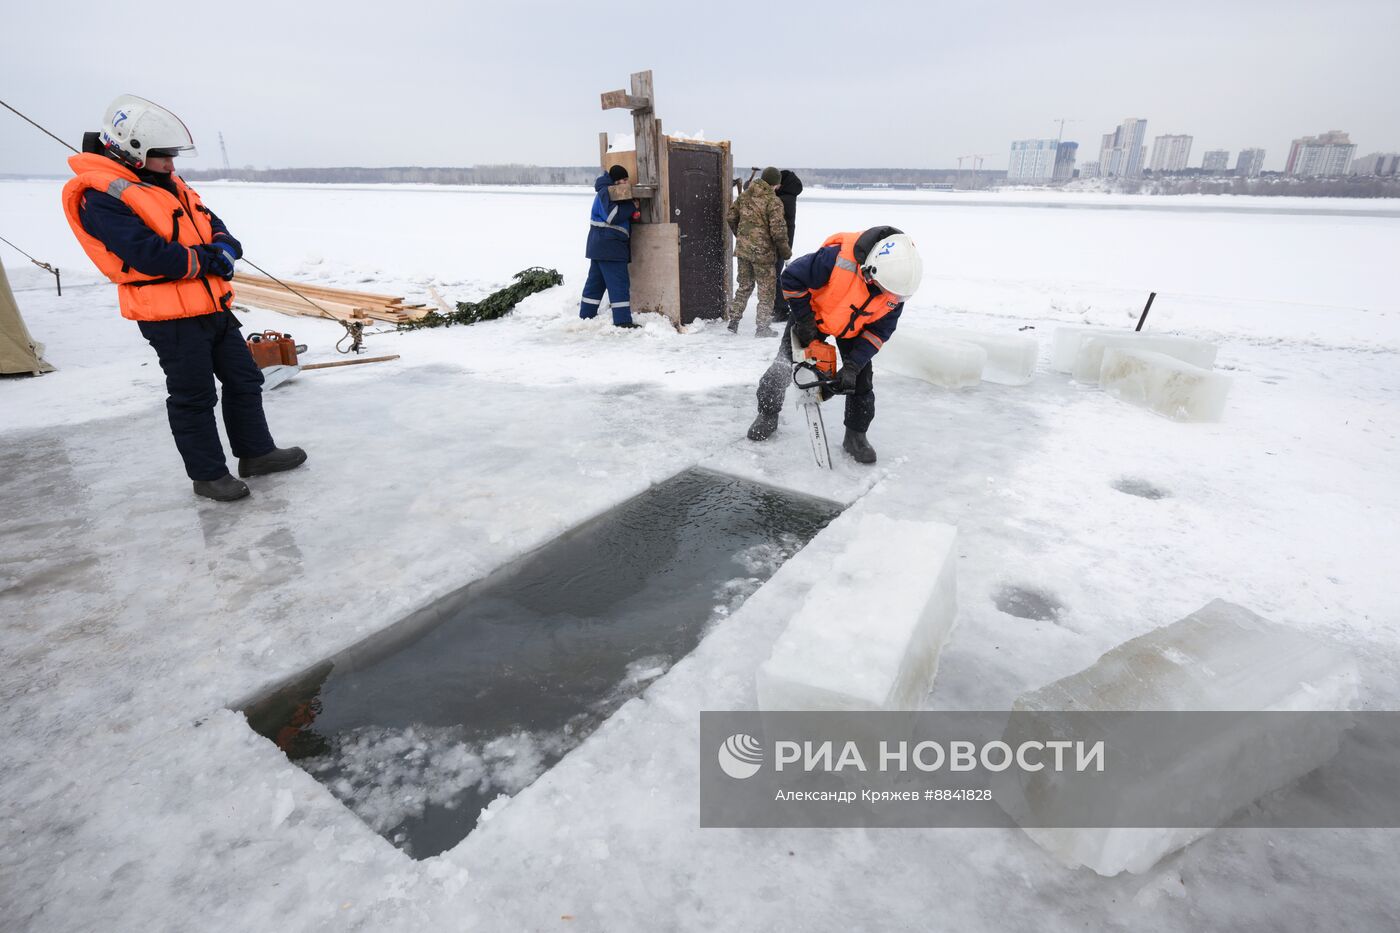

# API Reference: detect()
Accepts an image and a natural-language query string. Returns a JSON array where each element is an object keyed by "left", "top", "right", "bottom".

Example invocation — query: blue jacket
[
  {"left": 585, "top": 174, "right": 636, "bottom": 262},
  {"left": 781, "top": 244, "right": 904, "bottom": 371},
  {"left": 76, "top": 174, "right": 241, "bottom": 281}
]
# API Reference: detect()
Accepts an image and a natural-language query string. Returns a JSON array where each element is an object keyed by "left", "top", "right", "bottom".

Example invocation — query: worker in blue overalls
[{"left": 579, "top": 164, "right": 642, "bottom": 328}]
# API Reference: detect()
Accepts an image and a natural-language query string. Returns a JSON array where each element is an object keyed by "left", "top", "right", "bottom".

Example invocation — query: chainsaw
[{"left": 789, "top": 333, "right": 853, "bottom": 469}]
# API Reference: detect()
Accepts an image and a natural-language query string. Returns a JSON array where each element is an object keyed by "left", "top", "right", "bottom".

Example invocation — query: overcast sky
[{"left": 2, "top": 0, "right": 1396, "bottom": 176}]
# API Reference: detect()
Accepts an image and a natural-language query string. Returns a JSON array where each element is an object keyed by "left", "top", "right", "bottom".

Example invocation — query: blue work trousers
[{"left": 579, "top": 260, "right": 633, "bottom": 325}]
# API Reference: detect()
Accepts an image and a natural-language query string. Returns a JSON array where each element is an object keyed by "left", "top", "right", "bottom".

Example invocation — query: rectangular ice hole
[{"left": 240, "top": 467, "right": 842, "bottom": 858}]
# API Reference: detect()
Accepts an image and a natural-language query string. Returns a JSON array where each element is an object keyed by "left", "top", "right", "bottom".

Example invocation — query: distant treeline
[
  {"left": 181, "top": 165, "right": 599, "bottom": 185},
  {"left": 177, "top": 164, "right": 1397, "bottom": 197},
  {"left": 180, "top": 164, "right": 1004, "bottom": 189}
]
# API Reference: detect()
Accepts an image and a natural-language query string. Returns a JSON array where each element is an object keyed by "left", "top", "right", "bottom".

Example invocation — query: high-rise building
[
  {"left": 1201, "top": 150, "right": 1230, "bottom": 173},
  {"left": 1149, "top": 134, "right": 1193, "bottom": 172},
  {"left": 1007, "top": 139, "right": 1060, "bottom": 182},
  {"left": 1080, "top": 160, "right": 1101, "bottom": 179},
  {"left": 1285, "top": 131, "right": 1356, "bottom": 176},
  {"left": 1347, "top": 152, "right": 1398, "bottom": 176},
  {"left": 1235, "top": 148, "right": 1266, "bottom": 177},
  {"left": 1053, "top": 141, "right": 1079, "bottom": 182},
  {"left": 1098, "top": 118, "right": 1148, "bottom": 178}
]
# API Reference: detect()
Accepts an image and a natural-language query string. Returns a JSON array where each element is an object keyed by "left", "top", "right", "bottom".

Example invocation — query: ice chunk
[
  {"left": 1052, "top": 326, "right": 1137, "bottom": 373},
  {"left": 926, "top": 327, "right": 1038, "bottom": 385},
  {"left": 1099, "top": 348, "right": 1231, "bottom": 422},
  {"left": 757, "top": 513, "right": 958, "bottom": 710},
  {"left": 1071, "top": 333, "right": 1217, "bottom": 384},
  {"left": 1005, "top": 599, "right": 1358, "bottom": 876},
  {"left": 878, "top": 335, "right": 985, "bottom": 389}
]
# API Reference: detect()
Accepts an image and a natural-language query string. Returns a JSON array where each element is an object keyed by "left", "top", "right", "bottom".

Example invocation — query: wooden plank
[
  {"left": 628, "top": 223, "right": 680, "bottom": 327},
  {"left": 630, "top": 70, "right": 664, "bottom": 225},
  {"left": 600, "top": 90, "right": 651, "bottom": 111},
  {"left": 599, "top": 132, "right": 610, "bottom": 171}
]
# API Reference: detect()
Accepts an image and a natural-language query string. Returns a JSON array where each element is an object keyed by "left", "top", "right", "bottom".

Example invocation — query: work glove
[
  {"left": 833, "top": 365, "right": 862, "bottom": 394},
  {"left": 792, "top": 316, "right": 822, "bottom": 349},
  {"left": 196, "top": 244, "right": 236, "bottom": 280}
]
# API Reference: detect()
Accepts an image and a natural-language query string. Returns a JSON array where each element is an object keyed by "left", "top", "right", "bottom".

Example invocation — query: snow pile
[
  {"left": 1006, "top": 599, "right": 1359, "bottom": 876},
  {"left": 877, "top": 333, "right": 985, "bottom": 388},
  {"left": 1099, "top": 347, "right": 1232, "bottom": 422},
  {"left": 757, "top": 511, "right": 958, "bottom": 710}
]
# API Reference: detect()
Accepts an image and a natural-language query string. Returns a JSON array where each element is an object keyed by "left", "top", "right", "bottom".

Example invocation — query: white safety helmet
[
  {"left": 100, "top": 94, "right": 197, "bottom": 169},
  {"left": 861, "top": 233, "right": 923, "bottom": 298}
]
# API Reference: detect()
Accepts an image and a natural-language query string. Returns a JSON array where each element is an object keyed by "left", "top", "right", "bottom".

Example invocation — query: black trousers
[
  {"left": 755, "top": 321, "right": 876, "bottom": 433},
  {"left": 137, "top": 311, "right": 275, "bottom": 481}
]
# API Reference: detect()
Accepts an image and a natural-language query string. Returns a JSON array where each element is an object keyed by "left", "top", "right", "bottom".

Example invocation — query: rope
[
  {"left": 0, "top": 98, "right": 78, "bottom": 154},
  {"left": 0, "top": 233, "right": 57, "bottom": 273}
]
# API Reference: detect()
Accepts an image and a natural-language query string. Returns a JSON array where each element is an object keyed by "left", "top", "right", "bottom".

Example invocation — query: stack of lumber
[{"left": 231, "top": 274, "right": 431, "bottom": 324}]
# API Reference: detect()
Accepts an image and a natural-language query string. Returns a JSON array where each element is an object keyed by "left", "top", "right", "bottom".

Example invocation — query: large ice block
[
  {"left": 757, "top": 514, "right": 958, "bottom": 711},
  {"left": 1099, "top": 348, "right": 1231, "bottom": 422},
  {"left": 926, "top": 327, "right": 1038, "bottom": 385},
  {"left": 1071, "top": 333, "right": 1217, "bottom": 384},
  {"left": 1051, "top": 326, "right": 1136, "bottom": 373},
  {"left": 878, "top": 335, "right": 985, "bottom": 389},
  {"left": 1006, "top": 599, "right": 1358, "bottom": 876}
]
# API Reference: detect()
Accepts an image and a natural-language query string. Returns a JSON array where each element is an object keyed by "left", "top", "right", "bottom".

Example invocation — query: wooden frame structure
[{"left": 599, "top": 70, "right": 732, "bottom": 326}]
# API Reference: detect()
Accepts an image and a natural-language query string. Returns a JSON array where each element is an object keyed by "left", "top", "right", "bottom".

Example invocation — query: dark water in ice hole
[{"left": 243, "top": 468, "right": 841, "bottom": 858}]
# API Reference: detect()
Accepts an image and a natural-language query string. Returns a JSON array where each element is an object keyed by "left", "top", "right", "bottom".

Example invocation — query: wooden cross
[{"left": 600, "top": 70, "right": 665, "bottom": 223}]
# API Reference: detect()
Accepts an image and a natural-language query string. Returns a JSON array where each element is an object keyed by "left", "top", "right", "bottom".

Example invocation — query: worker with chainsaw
[
  {"left": 579, "top": 164, "right": 642, "bottom": 328},
  {"left": 61, "top": 95, "right": 305, "bottom": 502},
  {"left": 725, "top": 166, "right": 790, "bottom": 336},
  {"left": 745, "top": 226, "right": 923, "bottom": 464}
]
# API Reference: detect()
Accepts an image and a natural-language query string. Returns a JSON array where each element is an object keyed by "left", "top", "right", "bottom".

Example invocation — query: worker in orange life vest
[
  {"left": 745, "top": 227, "right": 923, "bottom": 464},
  {"left": 61, "top": 95, "right": 305, "bottom": 502}
]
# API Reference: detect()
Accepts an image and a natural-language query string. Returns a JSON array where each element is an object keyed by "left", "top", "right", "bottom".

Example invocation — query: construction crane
[
  {"left": 218, "top": 131, "right": 231, "bottom": 173},
  {"left": 957, "top": 153, "right": 997, "bottom": 188},
  {"left": 1052, "top": 117, "right": 1080, "bottom": 148}
]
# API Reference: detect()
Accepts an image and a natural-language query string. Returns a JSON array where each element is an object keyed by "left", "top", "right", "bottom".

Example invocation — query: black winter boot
[
  {"left": 726, "top": 318, "right": 740, "bottom": 334},
  {"left": 747, "top": 411, "right": 779, "bottom": 441},
  {"left": 754, "top": 324, "right": 779, "bottom": 338},
  {"left": 238, "top": 446, "right": 308, "bottom": 478},
  {"left": 842, "top": 430, "right": 877, "bottom": 464},
  {"left": 193, "top": 473, "right": 251, "bottom": 501}
]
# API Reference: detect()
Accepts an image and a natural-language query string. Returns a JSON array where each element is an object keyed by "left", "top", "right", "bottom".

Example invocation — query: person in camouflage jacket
[{"left": 726, "top": 166, "right": 790, "bottom": 336}]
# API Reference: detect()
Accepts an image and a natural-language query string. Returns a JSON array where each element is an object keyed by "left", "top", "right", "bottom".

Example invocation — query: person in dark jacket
[
  {"left": 579, "top": 165, "right": 642, "bottom": 328},
  {"left": 771, "top": 170, "right": 803, "bottom": 323},
  {"left": 61, "top": 94, "right": 305, "bottom": 503}
]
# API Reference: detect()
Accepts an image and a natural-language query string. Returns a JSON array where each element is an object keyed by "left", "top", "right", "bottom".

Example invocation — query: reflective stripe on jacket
[{"left": 62, "top": 152, "right": 233, "bottom": 321}]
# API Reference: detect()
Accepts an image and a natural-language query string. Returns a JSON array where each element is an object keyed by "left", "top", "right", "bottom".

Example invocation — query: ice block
[
  {"left": 1099, "top": 347, "right": 1231, "bottom": 422},
  {"left": 878, "top": 335, "right": 985, "bottom": 389},
  {"left": 1071, "top": 333, "right": 1217, "bottom": 384},
  {"left": 757, "top": 514, "right": 958, "bottom": 711}
]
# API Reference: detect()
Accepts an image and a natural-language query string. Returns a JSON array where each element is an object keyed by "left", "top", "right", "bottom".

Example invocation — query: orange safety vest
[
  {"left": 805, "top": 231, "right": 902, "bottom": 342},
  {"left": 61, "top": 152, "right": 234, "bottom": 322}
]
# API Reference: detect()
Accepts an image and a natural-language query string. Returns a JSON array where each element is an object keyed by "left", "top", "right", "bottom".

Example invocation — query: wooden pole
[{"left": 301, "top": 355, "right": 400, "bottom": 371}]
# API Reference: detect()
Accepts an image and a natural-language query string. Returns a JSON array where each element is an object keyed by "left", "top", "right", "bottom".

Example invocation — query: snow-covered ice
[
  {"left": 756, "top": 511, "right": 958, "bottom": 711},
  {"left": 1099, "top": 347, "right": 1233, "bottom": 421},
  {"left": 3, "top": 181, "right": 1400, "bottom": 932},
  {"left": 1070, "top": 332, "right": 1219, "bottom": 384},
  {"left": 1007, "top": 599, "right": 1359, "bottom": 876}
]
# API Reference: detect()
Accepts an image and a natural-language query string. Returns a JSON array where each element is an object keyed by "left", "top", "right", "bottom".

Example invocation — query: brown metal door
[{"left": 668, "top": 146, "right": 726, "bottom": 322}]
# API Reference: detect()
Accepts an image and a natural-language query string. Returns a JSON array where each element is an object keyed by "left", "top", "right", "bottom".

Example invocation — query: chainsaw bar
[{"left": 790, "top": 330, "right": 833, "bottom": 470}]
